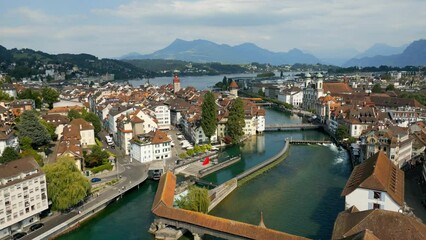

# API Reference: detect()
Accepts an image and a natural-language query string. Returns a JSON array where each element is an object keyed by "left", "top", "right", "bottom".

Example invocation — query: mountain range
[
  {"left": 123, "top": 39, "right": 426, "bottom": 67},
  {"left": 343, "top": 39, "right": 426, "bottom": 67},
  {"left": 121, "top": 39, "right": 320, "bottom": 65}
]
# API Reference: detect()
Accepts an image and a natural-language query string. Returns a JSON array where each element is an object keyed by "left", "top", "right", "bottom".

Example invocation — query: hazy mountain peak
[{"left": 121, "top": 39, "right": 320, "bottom": 65}]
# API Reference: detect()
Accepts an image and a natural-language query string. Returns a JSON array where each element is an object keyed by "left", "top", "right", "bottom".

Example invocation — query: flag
[{"left": 202, "top": 156, "right": 210, "bottom": 165}]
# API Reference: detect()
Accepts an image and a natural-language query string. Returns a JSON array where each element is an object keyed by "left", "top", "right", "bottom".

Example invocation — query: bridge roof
[{"left": 152, "top": 171, "right": 309, "bottom": 240}]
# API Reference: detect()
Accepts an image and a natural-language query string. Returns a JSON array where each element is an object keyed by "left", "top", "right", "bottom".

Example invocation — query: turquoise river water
[{"left": 60, "top": 108, "right": 351, "bottom": 240}]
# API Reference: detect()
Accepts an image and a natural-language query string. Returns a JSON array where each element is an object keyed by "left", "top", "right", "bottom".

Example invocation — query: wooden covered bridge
[{"left": 150, "top": 171, "right": 309, "bottom": 240}]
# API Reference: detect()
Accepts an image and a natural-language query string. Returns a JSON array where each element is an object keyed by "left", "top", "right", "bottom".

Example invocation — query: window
[{"left": 373, "top": 203, "right": 381, "bottom": 209}]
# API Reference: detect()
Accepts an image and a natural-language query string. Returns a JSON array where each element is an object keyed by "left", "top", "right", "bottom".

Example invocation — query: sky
[{"left": 0, "top": 0, "right": 425, "bottom": 59}]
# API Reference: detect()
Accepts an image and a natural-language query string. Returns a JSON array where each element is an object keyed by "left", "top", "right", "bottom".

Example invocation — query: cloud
[{"left": 1, "top": 0, "right": 425, "bottom": 59}]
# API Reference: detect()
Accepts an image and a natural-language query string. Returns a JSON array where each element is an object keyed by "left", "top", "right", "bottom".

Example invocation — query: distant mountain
[
  {"left": 0, "top": 45, "right": 150, "bottom": 80},
  {"left": 120, "top": 39, "right": 320, "bottom": 65},
  {"left": 343, "top": 39, "right": 426, "bottom": 67},
  {"left": 354, "top": 43, "right": 407, "bottom": 59}
]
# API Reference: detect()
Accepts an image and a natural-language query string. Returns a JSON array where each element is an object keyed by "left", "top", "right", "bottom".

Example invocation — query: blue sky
[{"left": 0, "top": 0, "right": 425, "bottom": 59}]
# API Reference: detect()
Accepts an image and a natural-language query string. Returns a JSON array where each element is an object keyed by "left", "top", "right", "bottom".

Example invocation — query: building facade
[{"left": 0, "top": 157, "right": 48, "bottom": 239}]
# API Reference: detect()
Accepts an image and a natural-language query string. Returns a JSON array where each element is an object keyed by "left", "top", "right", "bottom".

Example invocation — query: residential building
[
  {"left": 10, "top": 100, "right": 35, "bottom": 117},
  {"left": 0, "top": 84, "right": 17, "bottom": 98},
  {"left": 341, "top": 151, "right": 404, "bottom": 212},
  {"left": 360, "top": 126, "right": 413, "bottom": 168},
  {"left": 148, "top": 104, "right": 170, "bottom": 130},
  {"left": 332, "top": 207, "right": 426, "bottom": 240},
  {"left": 0, "top": 126, "right": 18, "bottom": 155},
  {"left": 130, "top": 130, "right": 172, "bottom": 163},
  {"left": 41, "top": 114, "right": 70, "bottom": 139},
  {"left": 47, "top": 106, "right": 83, "bottom": 116},
  {"left": 0, "top": 157, "right": 48, "bottom": 239},
  {"left": 106, "top": 106, "right": 135, "bottom": 141}
]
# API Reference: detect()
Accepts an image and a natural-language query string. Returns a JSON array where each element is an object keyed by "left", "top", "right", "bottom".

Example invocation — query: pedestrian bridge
[
  {"left": 264, "top": 124, "right": 321, "bottom": 131},
  {"left": 151, "top": 171, "right": 308, "bottom": 240}
]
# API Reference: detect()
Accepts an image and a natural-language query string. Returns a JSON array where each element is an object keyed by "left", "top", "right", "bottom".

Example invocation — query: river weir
[{"left": 59, "top": 108, "right": 350, "bottom": 240}]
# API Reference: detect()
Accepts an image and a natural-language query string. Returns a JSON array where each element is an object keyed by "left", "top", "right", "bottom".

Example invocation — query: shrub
[
  {"left": 90, "top": 162, "right": 113, "bottom": 174},
  {"left": 179, "top": 153, "right": 188, "bottom": 159}
]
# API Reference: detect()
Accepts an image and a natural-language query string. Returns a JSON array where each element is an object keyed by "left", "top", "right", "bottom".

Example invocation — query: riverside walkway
[
  {"left": 264, "top": 123, "right": 322, "bottom": 131},
  {"left": 289, "top": 139, "right": 332, "bottom": 144}
]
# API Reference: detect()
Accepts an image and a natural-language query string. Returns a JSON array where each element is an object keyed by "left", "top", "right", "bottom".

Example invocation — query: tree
[
  {"left": 201, "top": 92, "right": 217, "bottom": 142},
  {"left": 222, "top": 76, "right": 228, "bottom": 91},
  {"left": 43, "top": 156, "right": 91, "bottom": 211},
  {"left": 83, "top": 112, "right": 102, "bottom": 136},
  {"left": 67, "top": 109, "right": 81, "bottom": 120},
  {"left": 258, "top": 89, "right": 265, "bottom": 97},
  {"left": 17, "top": 110, "right": 51, "bottom": 148},
  {"left": 42, "top": 87, "right": 59, "bottom": 109},
  {"left": 386, "top": 84, "right": 395, "bottom": 91},
  {"left": 19, "top": 136, "right": 33, "bottom": 151},
  {"left": 40, "top": 119, "right": 57, "bottom": 141},
  {"left": 371, "top": 83, "right": 382, "bottom": 93},
  {"left": 0, "top": 90, "right": 13, "bottom": 101},
  {"left": 18, "top": 89, "right": 42, "bottom": 108},
  {"left": 226, "top": 98, "right": 245, "bottom": 144},
  {"left": 85, "top": 145, "right": 109, "bottom": 168},
  {"left": 175, "top": 186, "right": 210, "bottom": 213},
  {"left": 0, "top": 147, "right": 21, "bottom": 163},
  {"left": 335, "top": 125, "right": 349, "bottom": 141}
]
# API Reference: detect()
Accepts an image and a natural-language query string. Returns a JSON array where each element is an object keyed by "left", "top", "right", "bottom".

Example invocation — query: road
[{"left": 18, "top": 132, "right": 149, "bottom": 240}]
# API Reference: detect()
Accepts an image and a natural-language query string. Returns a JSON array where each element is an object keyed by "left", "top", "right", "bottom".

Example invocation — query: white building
[
  {"left": 0, "top": 157, "right": 48, "bottom": 239},
  {"left": 106, "top": 106, "right": 136, "bottom": 141},
  {"left": 0, "top": 84, "right": 17, "bottom": 99},
  {"left": 130, "top": 130, "right": 172, "bottom": 163},
  {"left": 149, "top": 104, "right": 170, "bottom": 130},
  {"left": 341, "top": 151, "right": 404, "bottom": 212},
  {"left": 0, "top": 126, "right": 19, "bottom": 156},
  {"left": 278, "top": 87, "right": 303, "bottom": 108}
]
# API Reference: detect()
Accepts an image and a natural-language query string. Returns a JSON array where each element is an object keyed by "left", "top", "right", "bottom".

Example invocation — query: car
[
  {"left": 12, "top": 232, "right": 27, "bottom": 240},
  {"left": 30, "top": 223, "right": 44, "bottom": 231},
  {"left": 110, "top": 145, "right": 115, "bottom": 149},
  {"left": 91, "top": 177, "right": 101, "bottom": 183}
]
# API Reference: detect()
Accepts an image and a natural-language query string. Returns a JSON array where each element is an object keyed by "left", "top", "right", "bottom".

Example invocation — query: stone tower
[
  {"left": 173, "top": 71, "right": 181, "bottom": 93},
  {"left": 229, "top": 80, "right": 239, "bottom": 98}
]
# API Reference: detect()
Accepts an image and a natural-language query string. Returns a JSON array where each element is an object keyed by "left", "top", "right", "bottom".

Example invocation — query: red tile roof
[
  {"left": 323, "top": 83, "right": 353, "bottom": 94},
  {"left": 341, "top": 151, "right": 404, "bottom": 206},
  {"left": 332, "top": 208, "right": 426, "bottom": 240},
  {"left": 152, "top": 171, "right": 308, "bottom": 240}
]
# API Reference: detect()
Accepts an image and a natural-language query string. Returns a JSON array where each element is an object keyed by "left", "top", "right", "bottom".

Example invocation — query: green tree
[
  {"left": 40, "top": 119, "right": 57, "bottom": 141},
  {"left": 0, "top": 147, "right": 21, "bottom": 163},
  {"left": 43, "top": 156, "right": 91, "bottom": 211},
  {"left": 85, "top": 145, "right": 109, "bottom": 168},
  {"left": 386, "top": 84, "right": 395, "bottom": 91},
  {"left": 17, "top": 110, "right": 51, "bottom": 148},
  {"left": 83, "top": 112, "right": 102, "bottom": 136},
  {"left": 175, "top": 186, "right": 210, "bottom": 213},
  {"left": 258, "top": 89, "right": 265, "bottom": 97},
  {"left": 222, "top": 76, "right": 228, "bottom": 91},
  {"left": 42, "top": 87, "right": 60, "bottom": 109},
  {"left": 371, "top": 83, "right": 382, "bottom": 93},
  {"left": 67, "top": 109, "right": 81, "bottom": 120},
  {"left": 0, "top": 90, "right": 13, "bottom": 101},
  {"left": 18, "top": 89, "right": 42, "bottom": 108},
  {"left": 335, "top": 125, "right": 349, "bottom": 141},
  {"left": 226, "top": 98, "right": 245, "bottom": 144},
  {"left": 19, "top": 136, "right": 33, "bottom": 151},
  {"left": 201, "top": 92, "right": 217, "bottom": 142}
]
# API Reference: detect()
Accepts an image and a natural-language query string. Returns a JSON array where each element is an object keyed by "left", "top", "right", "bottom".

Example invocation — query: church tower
[
  {"left": 173, "top": 70, "right": 181, "bottom": 93},
  {"left": 316, "top": 72, "right": 323, "bottom": 90}
]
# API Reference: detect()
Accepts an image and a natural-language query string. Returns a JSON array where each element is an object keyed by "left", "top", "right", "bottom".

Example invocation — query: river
[{"left": 59, "top": 107, "right": 351, "bottom": 240}]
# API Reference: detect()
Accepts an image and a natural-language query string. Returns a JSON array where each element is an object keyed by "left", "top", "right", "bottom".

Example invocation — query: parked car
[
  {"left": 30, "top": 223, "right": 44, "bottom": 231},
  {"left": 12, "top": 232, "right": 27, "bottom": 240},
  {"left": 91, "top": 177, "right": 102, "bottom": 183}
]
